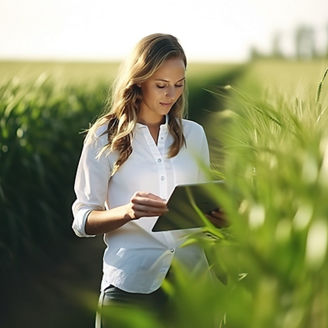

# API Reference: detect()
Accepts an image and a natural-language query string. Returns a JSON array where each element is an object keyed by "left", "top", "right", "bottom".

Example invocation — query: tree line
[{"left": 250, "top": 24, "right": 328, "bottom": 60}]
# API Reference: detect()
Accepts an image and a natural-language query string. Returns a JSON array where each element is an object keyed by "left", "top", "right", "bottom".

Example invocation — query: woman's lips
[{"left": 160, "top": 102, "right": 172, "bottom": 106}]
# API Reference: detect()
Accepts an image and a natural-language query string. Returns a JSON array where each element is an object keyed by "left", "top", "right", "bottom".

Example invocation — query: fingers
[
  {"left": 209, "top": 208, "right": 224, "bottom": 219},
  {"left": 206, "top": 214, "right": 228, "bottom": 228},
  {"left": 132, "top": 192, "right": 166, "bottom": 204},
  {"left": 206, "top": 209, "right": 229, "bottom": 228},
  {"left": 143, "top": 192, "right": 165, "bottom": 202},
  {"left": 131, "top": 202, "right": 168, "bottom": 214},
  {"left": 129, "top": 191, "right": 168, "bottom": 219},
  {"left": 133, "top": 191, "right": 166, "bottom": 202},
  {"left": 132, "top": 194, "right": 166, "bottom": 208}
]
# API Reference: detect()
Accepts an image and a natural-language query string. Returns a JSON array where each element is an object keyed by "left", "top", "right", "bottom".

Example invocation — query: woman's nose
[{"left": 165, "top": 86, "right": 175, "bottom": 99}]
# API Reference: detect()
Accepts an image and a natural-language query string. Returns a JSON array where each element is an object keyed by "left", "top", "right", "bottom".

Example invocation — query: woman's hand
[
  {"left": 125, "top": 191, "right": 168, "bottom": 220},
  {"left": 205, "top": 208, "right": 229, "bottom": 228},
  {"left": 85, "top": 192, "right": 167, "bottom": 235}
]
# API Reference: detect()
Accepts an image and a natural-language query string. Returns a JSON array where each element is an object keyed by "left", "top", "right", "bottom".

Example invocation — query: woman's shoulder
[
  {"left": 94, "top": 123, "right": 109, "bottom": 138},
  {"left": 181, "top": 119, "right": 207, "bottom": 146},
  {"left": 85, "top": 123, "right": 109, "bottom": 146},
  {"left": 181, "top": 118, "right": 205, "bottom": 134}
]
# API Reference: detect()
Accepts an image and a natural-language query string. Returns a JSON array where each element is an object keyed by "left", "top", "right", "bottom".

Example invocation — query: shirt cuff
[{"left": 72, "top": 208, "right": 96, "bottom": 238}]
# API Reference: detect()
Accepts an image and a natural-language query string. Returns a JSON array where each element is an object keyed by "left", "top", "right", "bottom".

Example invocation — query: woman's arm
[{"left": 85, "top": 192, "right": 168, "bottom": 235}]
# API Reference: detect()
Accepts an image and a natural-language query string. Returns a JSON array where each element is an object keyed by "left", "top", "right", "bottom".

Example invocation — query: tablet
[{"left": 152, "top": 180, "right": 224, "bottom": 232}]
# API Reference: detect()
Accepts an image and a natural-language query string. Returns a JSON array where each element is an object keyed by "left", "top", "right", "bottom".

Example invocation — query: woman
[{"left": 72, "top": 33, "right": 225, "bottom": 327}]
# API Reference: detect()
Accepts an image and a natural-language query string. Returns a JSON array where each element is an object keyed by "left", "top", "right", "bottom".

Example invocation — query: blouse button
[
  {"left": 157, "top": 158, "right": 162, "bottom": 163},
  {"left": 161, "top": 176, "right": 165, "bottom": 181}
]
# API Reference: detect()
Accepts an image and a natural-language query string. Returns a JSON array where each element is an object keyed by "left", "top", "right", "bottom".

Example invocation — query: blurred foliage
[
  {"left": 0, "top": 75, "right": 108, "bottom": 272},
  {"left": 235, "top": 59, "right": 328, "bottom": 98},
  {"left": 188, "top": 64, "right": 246, "bottom": 123}
]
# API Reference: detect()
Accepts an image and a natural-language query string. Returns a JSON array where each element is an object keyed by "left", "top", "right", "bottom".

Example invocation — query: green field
[
  {"left": 237, "top": 59, "right": 328, "bottom": 98},
  {"left": 1, "top": 59, "right": 328, "bottom": 328},
  {"left": 0, "top": 60, "right": 240, "bottom": 83}
]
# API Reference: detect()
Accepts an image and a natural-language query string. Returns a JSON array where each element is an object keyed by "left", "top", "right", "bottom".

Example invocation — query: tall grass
[
  {"left": 213, "top": 77, "right": 328, "bottom": 327},
  {"left": 181, "top": 67, "right": 328, "bottom": 327},
  {"left": 0, "top": 75, "right": 108, "bottom": 271}
]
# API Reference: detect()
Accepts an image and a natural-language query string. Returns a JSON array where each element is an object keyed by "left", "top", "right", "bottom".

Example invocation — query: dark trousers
[{"left": 95, "top": 285, "right": 170, "bottom": 328}]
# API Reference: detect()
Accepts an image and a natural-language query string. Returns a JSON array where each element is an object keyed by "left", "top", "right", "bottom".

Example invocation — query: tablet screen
[{"left": 152, "top": 180, "right": 224, "bottom": 232}]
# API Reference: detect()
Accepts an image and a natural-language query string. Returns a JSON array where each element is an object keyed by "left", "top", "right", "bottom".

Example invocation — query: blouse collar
[{"left": 136, "top": 114, "right": 169, "bottom": 130}]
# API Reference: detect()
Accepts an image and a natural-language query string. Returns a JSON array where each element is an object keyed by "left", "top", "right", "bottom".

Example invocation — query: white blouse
[{"left": 72, "top": 116, "right": 211, "bottom": 293}]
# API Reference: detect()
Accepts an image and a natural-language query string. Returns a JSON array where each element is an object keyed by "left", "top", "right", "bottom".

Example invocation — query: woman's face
[{"left": 138, "top": 57, "right": 186, "bottom": 123}]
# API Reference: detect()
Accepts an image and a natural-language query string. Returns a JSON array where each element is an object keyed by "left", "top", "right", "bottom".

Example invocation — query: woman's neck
[
  {"left": 137, "top": 115, "right": 165, "bottom": 128},
  {"left": 137, "top": 115, "right": 165, "bottom": 145}
]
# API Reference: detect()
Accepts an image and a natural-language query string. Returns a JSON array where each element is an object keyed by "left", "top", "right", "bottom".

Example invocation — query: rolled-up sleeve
[{"left": 72, "top": 132, "right": 111, "bottom": 237}]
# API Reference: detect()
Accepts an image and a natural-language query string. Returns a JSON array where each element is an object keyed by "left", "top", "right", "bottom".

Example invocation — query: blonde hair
[{"left": 86, "top": 33, "right": 188, "bottom": 175}]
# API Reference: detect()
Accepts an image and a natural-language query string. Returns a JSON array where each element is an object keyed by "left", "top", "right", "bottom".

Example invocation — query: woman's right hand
[
  {"left": 125, "top": 191, "right": 168, "bottom": 220},
  {"left": 85, "top": 192, "right": 168, "bottom": 235}
]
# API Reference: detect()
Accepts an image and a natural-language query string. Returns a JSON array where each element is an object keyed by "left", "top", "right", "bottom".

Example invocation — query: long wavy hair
[{"left": 86, "top": 33, "right": 188, "bottom": 175}]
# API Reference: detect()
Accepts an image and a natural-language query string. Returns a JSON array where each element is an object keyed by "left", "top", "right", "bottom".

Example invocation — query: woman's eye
[{"left": 156, "top": 84, "right": 184, "bottom": 89}]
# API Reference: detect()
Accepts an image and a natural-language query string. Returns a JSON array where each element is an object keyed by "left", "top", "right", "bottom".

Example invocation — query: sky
[{"left": 0, "top": 0, "right": 327, "bottom": 62}]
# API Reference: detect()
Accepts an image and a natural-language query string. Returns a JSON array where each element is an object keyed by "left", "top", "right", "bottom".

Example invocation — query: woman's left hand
[{"left": 205, "top": 208, "right": 229, "bottom": 228}]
